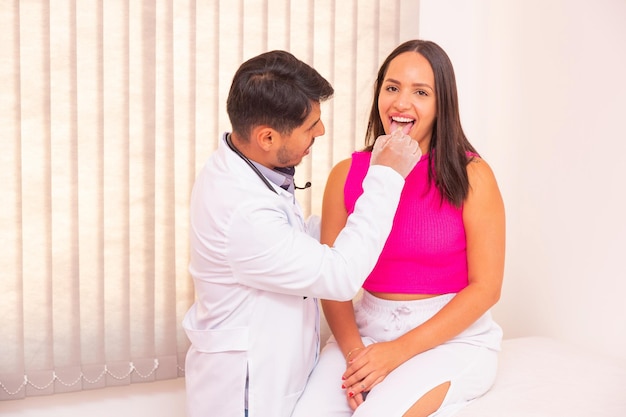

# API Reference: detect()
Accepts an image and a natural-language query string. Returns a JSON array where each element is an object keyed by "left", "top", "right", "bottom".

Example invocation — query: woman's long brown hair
[{"left": 364, "top": 40, "right": 477, "bottom": 208}]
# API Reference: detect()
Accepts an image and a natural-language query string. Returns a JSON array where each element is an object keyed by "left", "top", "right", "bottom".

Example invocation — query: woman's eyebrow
[{"left": 384, "top": 77, "right": 434, "bottom": 91}]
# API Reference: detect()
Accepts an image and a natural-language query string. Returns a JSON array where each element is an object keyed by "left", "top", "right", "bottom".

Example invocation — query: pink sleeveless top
[{"left": 345, "top": 152, "right": 468, "bottom": 294}]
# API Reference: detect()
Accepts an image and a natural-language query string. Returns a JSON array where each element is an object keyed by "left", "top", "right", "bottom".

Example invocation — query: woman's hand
[
  {"left": 342, "top": 340, "right": 407, "bottom": 406},
  {"left": 346, "top": 390, "right": 366, "bottom": 411}
]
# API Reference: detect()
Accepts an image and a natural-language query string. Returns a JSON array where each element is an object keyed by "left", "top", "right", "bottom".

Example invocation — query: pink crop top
[{"left": 345, "top": 152, "right": 468, "bottom": 294}]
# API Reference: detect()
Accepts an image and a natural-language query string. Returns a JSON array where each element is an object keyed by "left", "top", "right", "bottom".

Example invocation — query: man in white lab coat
[{"left": 183, "top": 50, "right": 420, "bottom": 417}]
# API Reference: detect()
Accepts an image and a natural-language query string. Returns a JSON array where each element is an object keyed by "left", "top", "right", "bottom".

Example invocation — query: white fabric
[
  {"left": 454, "top": 337, "right": 626, "bottom": 417},
  {"left": 293, "top": 292, "right": 502, "bottom": 417},
  {"left": 184, "top": 136, "right": 406, "bottom": 417}
]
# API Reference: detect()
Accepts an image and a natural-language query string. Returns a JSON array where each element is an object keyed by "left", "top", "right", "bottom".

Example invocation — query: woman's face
[{"left": 378, "top": 51, "right": 436, "bottom": 153}]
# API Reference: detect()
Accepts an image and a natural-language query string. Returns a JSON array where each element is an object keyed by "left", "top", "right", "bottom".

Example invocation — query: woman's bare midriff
[{"left": 366, "top": 291, "right": 442, "bottom": 301}]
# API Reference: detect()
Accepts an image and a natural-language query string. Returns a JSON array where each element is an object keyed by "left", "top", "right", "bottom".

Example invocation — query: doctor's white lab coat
[{"left": 183, "top": 134, "right": 405, "bottom": 417}]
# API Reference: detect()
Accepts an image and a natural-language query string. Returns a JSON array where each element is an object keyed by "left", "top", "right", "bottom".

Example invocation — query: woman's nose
[{"left": 392, "top": 92, "right": 411, "bottom": 111}]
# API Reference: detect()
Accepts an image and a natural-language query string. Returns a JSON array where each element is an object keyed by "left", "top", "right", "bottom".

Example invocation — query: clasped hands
[{"left": 341, "top": 340, "right": 405, "bottom": 411}]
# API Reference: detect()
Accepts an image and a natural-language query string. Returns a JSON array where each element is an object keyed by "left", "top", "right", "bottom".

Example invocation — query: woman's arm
[
  {"left": 319, "top": 158, "right": 366, "bottom": 359},
  {"left": 343, "top": 157, "right": 506, "bottom": 393}
]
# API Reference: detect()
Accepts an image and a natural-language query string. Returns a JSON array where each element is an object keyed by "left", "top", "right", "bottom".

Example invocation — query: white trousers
[{"left": 292, "top": 292, "right": 502, "bottom": 417}]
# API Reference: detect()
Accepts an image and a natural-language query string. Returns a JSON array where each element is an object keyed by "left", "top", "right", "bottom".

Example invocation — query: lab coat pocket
[{"left": 185, "top": 326, "right": 249, "bottom": 353}]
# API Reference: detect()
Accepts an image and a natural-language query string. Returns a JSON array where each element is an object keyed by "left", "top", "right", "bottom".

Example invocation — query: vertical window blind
[{"left": 0, "top": 0, "right": 418, "bottom": 400}]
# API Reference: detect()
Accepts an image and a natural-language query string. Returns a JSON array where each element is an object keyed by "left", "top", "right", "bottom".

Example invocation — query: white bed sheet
[{"left": 454, "top": 336, "right": 626, "bottom": 417}]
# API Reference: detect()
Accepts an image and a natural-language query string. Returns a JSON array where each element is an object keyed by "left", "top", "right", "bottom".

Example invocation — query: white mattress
[{"left": 454, "top": 336, "right": 626, "bottom": 417}]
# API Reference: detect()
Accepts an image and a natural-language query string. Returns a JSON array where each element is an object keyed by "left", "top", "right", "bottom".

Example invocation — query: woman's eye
[
  {"left": 416, "top": 90, "right": 428, "bottom": 96},
  {"left": 385, "top": 85, "right": 399, "bottom": 92}
]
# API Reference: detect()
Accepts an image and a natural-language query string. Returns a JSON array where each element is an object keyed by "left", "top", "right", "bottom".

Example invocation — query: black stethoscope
[
  {"left": 225, "top": 133, "right": 311, "bottom": 193},
  {"left": 226, "top": 133, "right": 278, "bottom": 194}
]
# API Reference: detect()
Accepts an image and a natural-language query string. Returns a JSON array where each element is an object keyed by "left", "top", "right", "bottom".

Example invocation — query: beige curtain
[{"left": 0, "top": 0, "right": 417, "bottom": 400}]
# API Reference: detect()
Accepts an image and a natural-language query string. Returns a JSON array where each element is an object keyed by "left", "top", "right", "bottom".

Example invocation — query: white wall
[{"left": 419, "top": 0, "right": 626, "bottom": 362}]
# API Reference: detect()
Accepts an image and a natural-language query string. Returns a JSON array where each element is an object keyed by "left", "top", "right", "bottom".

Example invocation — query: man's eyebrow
[{"left": 307, "top": 118, "right": 321, "bottom": 131}]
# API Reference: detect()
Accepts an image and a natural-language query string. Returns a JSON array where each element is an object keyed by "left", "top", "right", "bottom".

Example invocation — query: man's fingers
[{"left": 372, "top": 134, "right": 391, "bottom": 151}]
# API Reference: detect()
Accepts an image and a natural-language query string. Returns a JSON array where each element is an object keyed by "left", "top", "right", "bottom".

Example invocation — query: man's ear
[{"left": 252, "top": 126, "right": 276, "bottom": 152}]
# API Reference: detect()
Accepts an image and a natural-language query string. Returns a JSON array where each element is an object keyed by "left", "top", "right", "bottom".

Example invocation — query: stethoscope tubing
[{"left": 225, "top": 133, "right": 278, "bottom": 194}]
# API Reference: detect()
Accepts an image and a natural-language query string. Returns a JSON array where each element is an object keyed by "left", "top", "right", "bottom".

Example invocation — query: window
[{"left": 0, "top": 0, "right": 418, "bottom": 399}]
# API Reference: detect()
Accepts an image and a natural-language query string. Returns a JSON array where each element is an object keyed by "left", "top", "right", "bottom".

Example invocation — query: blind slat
[{"left": 0, "top": 0, "right": 416, "bottom": 400}]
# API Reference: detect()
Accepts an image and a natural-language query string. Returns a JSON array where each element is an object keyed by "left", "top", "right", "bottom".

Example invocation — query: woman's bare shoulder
[{"left": 326, "top": 157, "right": 353, "bottom": 185}]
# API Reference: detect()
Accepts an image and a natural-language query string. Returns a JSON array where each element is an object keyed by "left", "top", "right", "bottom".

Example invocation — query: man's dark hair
[{"left": 226, "top": 50, "right": 334, "bottom": 140}]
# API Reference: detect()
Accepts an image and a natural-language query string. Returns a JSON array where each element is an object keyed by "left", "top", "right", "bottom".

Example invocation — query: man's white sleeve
[{"left": 228, "top": 165, "right": 404, "bottom": 301}]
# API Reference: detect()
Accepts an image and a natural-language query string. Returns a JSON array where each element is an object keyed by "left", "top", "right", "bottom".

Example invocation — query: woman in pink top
[{"left": 292, "top": 40, "right": 505, "bottom": 417}]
